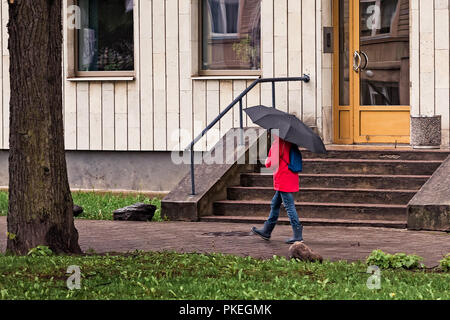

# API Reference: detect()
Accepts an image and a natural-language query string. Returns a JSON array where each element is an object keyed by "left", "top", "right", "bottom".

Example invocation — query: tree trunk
[{"left": 7, "top": 0, "right": 82, "bottom": 254}]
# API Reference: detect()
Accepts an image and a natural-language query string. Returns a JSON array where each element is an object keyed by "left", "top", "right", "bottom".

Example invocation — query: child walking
[{"left": 252, "top": 135, "right": 303, "bottom": 244}]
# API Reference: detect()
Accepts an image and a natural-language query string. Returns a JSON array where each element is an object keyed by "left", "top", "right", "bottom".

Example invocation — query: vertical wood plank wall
[
  {"left": 433, "top": 0, "right": 450, "bottom": 145},
  {"left": 409, "top": 0, "right": 450, "bottom": 145},
  {"left": 0, "top": 0, "right": 448, "bottom": 151}
]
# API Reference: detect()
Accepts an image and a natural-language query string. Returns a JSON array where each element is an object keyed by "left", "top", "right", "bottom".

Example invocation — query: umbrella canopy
[{"left": 245, "top": 105, "right": 327, "bottom": 154}]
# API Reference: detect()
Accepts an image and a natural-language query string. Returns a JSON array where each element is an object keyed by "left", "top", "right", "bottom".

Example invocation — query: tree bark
[{"left": 7, "top": 0, "right": 82, "bottom": 254}]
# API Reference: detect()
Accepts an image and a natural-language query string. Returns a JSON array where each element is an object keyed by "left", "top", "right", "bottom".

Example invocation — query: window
[
  {"left": 77, "top": 0, "right": 134, "bottom": 75},
  {"left": 201, "top": 0, "right": 261, "bottom": 74}
]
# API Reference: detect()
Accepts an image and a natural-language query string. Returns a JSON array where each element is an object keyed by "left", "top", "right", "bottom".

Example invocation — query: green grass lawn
[
  {"left": 1, "top": 191, "right": 448, "bottom": 300},
  {"left": 0, "top": 251, "right": 448, "bottom": 300},
  {"left": 0, "top": 191, "right": 163, "bottom": 221}
]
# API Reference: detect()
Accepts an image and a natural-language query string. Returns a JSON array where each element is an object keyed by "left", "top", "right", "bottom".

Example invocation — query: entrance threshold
[
  {"left": 322, "top": 144, "right": 450, "bottom": 152},
  {"left": 324, "top": 144, "right": 412, "bottom": 151}
]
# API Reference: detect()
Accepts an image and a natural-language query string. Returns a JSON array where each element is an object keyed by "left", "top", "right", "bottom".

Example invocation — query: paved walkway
[{"left": 0, "top": 217, "right": 448, "bottom": 266}]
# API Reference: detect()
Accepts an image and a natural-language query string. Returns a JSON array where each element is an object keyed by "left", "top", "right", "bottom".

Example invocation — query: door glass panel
[
  {"left": 339, "top": 0, "right": 350, "bottom": 106},
  {"left": 359, "top": 0, "right": 410, "bottom": 106}
]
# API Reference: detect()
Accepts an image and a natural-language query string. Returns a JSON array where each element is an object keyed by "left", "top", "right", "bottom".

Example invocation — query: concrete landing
[{"left": 1, "top": 217, "right": 448, "bottom": 267}]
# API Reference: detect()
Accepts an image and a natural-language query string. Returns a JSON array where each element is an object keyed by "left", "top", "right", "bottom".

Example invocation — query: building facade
[{"left": 0, "top": 0, "right": 449, "bottom": 191}]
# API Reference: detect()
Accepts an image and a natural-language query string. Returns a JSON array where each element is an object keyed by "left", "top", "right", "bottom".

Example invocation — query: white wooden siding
[
  {"left": 246, "top": 80, "right": 260, "bottom": 127},
  {"left": 261, "top": 0, "right": 274, "bottom": 107},
  {"left": 193, "top": 79, "right": 206, "bottom": 151},
  {"left": 288, "top": 0, "right": 302, "bottom": 118},
  {"left": 301, "top": 0, "right": 317, "bottom": 126},
  {"left": 140, "top": 0, "right": 154, "bottom": 150},
  {"left": 152, "top": 0, "right": 167, "bottom": 151},
  {"left": 433, "top": 0, "right": 450, "bottom": 145},
  {"left": 232, "top": 80, "right": 247, "bottom": 129},
  {"left": 76, "top": 82, "right": 90, "bottom": 150},
  {"left": 219, "top": 80, "right": 233, "bottom": 138},
  {"left": 0, "top": 0, "right": 448, "bottom": 151},
  {"left": 166, "top": 0, "right": 180, "bottom": 151},
  {"left": 89, "top": 82, "right": 102, "bottom": 150},
  {"left": 274, "top": 0, "right": 288, "bottom": 113},
  {"left": 410, "top": 0, "right": 450, "bottom": 145},
  {"left": 419, "top": 0, "right": 435, "bottom": 116},
  {"left": 206, "top": 80, "right": 220, "bottom": 149},
  {"left": 127, "top": 0, "right": 141, "bottom": 151},
  {"left": 102, "top": 83, "right": 115, "bottom": 150},
  {"left": 114, "top": 82, "right": 128, "bottom": 151},
  {"left": 179, "top": 0, "right": 193, "bottom": 150}
]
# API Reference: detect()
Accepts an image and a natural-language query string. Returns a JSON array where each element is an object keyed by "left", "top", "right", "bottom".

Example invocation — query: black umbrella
[{"left": 245, "top": 105, "right": 327, "bottom": 154}]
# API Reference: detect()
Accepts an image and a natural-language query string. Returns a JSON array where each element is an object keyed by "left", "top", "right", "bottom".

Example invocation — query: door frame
[
  {"left": 333, "top": 0, "right": 354, "bottom": 144},
  {"left": 332, "top": 0, "right": 411, "bottom": 145}
]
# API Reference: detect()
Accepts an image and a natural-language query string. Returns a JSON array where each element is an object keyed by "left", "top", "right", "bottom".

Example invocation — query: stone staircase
[{"left": 199, "top": 148, "right": 449, "bottom": 228}]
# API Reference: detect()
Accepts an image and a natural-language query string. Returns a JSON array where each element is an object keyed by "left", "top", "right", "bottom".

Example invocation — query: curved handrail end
[{"left": 303, "top": 74, "right": 311, "bottom": 83}]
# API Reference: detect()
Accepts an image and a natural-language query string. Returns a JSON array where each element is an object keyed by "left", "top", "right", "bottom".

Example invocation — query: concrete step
[
  {"left": 300, "top": 159, "right": 442, "bottom": 175},
  {"left": 199, "top": 215, "right": 407, "bottom": 229},
  {"left": 227, "top": 186, "right": 416, "bottom": 205},
  {"left": 300, "top": 149, "right": 449, "bottom": 161},
  {"left": 241, "top": 173, "right": 431, "bottom": 190},
  {"left": 213, "top": 200, "right": 407, "bottom": 221}
]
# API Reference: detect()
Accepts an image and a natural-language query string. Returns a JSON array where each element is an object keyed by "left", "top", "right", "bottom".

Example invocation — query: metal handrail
[{"left": 187, "top": 74, "right": 310, "bottom": 195}]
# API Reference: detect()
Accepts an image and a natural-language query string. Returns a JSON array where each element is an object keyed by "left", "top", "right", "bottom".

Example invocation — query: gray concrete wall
[
  {"left": 407, "top": 155, "right": 450, "bottom": 232},
  {"left": 0, "top": 151, "right": 191, "bottom": 192}
]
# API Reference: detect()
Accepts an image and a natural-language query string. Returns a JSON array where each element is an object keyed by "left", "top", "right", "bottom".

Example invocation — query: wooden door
[{"left": 334, "top": 0, "right": 411, "bottom": 144}]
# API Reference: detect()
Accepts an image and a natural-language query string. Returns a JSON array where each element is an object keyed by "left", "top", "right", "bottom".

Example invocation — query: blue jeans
[{"left": 267, "top": 191, "right": 302, "bottom": 229}]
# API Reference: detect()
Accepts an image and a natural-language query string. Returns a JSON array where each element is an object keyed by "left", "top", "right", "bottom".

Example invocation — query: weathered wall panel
[{"left": 0, "top": 0, "right": 448, "bottom": 152}]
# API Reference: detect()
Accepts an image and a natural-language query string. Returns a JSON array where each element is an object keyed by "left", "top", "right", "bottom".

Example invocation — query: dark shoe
[
  {"left": 285, "top": 224, "right": 303, "bottom": 244},
  {"left": 252, "top": 221, "right": 276, "bottom": 241}
]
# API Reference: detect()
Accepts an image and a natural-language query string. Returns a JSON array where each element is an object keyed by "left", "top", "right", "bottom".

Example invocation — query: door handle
[
  {"left": 353, "top": 51, "right": 362, "bottom": 72},
  {"left": 360, "top": 51, "right": 369, "bottom": 70}
]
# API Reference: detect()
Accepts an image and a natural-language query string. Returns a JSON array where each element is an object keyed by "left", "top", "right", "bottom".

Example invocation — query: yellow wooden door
[{"left": 334, "top": 0, "right": 411, "bottom": 144}]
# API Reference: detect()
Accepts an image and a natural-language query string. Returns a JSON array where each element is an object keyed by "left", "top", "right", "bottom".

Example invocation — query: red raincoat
[{"left": 265, "top": 136, "right": 300, "bottom": 193}]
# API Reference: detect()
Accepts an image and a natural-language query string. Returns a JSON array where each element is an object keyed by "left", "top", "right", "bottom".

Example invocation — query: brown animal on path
[{"left": 288, "top": 242, "right": 323, "bottom": 263}]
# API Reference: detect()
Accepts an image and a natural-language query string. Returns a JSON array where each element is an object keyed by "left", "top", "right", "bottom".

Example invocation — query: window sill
[
  {"left": 67, "top": 77, "right": 135, "bottom": 82},
  {"left": 191, "top": 75, "right": 261, "bottom": 81}
]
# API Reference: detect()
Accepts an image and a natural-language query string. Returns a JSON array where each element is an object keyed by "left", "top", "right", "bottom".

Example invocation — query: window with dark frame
[
  {"left": 201, "top": 0, "right": 261, "bottom": 73},
  {"left": 77, "top": 0, "right": 134, "bottom": 73}
]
